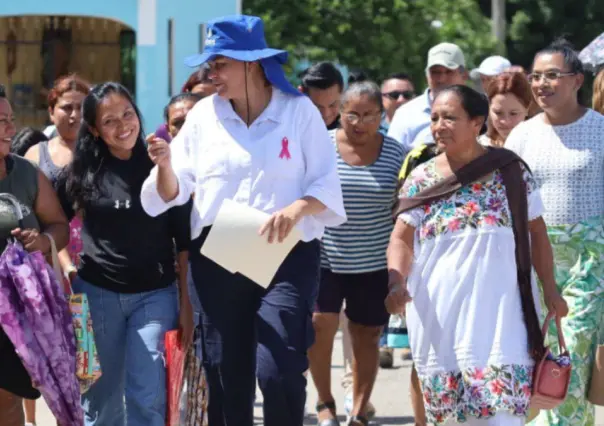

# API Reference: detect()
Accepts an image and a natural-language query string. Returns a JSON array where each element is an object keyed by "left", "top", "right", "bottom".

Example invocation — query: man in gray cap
[{"left": 387, "top": 42, "right": 468, "bottom": 151}]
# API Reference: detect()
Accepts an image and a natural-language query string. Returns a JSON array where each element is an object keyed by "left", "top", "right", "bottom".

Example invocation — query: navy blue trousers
[{"left": 190, "top": 228, "right": 319, "bottom": 426}]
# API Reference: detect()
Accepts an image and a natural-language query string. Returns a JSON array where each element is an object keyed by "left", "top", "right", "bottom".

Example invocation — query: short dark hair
[
  {"left": 0, "top": 85, "right": 6, "bottom": 98},
  {"left": 347, "top": 69, "right": 368, "bottom": 85},
  {"left": 11, "top": 127, "right": 49, "bottom": 157},
  {"left": 436, "top": 85, "right": 489, "bottom": 134},
  {"left": 164, "top": 92, "right": 203, "bottom": 121},
  {"left": 534, "top": 37, "right": 584, "bottom": 75},
  {"left": 383, "top": 72, "right": 413, "bottom": 83},
  {"left": 301, "top": 62, "right": 344, "bottom": 93}
]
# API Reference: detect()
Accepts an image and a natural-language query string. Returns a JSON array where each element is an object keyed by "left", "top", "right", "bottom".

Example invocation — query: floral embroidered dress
[{"left": 399, "top": 158, "right": 544, "bottom": 425}]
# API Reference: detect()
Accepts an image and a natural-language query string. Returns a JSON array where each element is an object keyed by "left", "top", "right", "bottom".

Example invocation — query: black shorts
[
  {"left": 0, "top": 328, "right": 40, "bottom": 399},
  {"left": 315, "top": 268, "right": 389, "bottom": 327}
]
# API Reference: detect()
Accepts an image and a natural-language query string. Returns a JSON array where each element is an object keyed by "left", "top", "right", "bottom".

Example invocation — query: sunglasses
[{"left": 382, "top": 90, "right": 415, "bottom": 101}]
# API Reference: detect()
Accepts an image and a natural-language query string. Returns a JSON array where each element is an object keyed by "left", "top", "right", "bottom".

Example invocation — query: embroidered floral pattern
[
  {"left": 420, "top": 364, "right": 533, "bottom": 424},
  {"left": 400, "top": 160, "right": 538, "bottom": 241}
]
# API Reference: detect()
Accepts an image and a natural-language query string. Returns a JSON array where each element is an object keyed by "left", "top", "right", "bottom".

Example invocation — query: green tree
[
  {"left": 508, "top": 0, "right": 604, "bottom": 66},
  {"left": 244, "top": 0, "right": 497, "bottom": 88},
  {"left": 477, "top": 0, "right": 604, "bottom": 69}
]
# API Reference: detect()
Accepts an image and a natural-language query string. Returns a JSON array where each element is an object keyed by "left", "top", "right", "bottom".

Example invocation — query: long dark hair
[{"left": 64, "top": 82, "right": 150, "bottom": 208}]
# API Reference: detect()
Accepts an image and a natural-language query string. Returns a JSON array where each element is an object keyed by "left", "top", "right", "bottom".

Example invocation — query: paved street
[{"left": 37, "top": 331, "right": 604, "bottom": 425}]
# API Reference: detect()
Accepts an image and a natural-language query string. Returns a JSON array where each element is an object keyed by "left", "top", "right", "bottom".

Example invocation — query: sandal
[
  {"left": 316, "top": 401, "right": 340, "bottom": 426},
  {"left": 348, "top": 415, "right": 369, "bottom": 426}
]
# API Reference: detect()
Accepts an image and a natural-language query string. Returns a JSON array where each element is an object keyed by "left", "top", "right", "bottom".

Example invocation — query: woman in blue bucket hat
[{"left": 140, "top": 15, "right": 346, "bottom": 426}]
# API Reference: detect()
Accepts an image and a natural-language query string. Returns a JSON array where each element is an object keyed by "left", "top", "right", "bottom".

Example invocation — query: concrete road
[{"left": 36, "top": 332, "right": 604, "bottom": 425}]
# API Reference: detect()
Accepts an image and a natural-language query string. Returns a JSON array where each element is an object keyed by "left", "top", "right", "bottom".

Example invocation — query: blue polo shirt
[{"left": 387, "top": 89, "right": 432, "bottom": 151}]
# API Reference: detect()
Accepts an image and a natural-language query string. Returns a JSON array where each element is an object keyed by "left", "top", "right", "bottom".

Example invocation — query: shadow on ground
[{"left": 299, "top": 414, "right": 415, "bottom": 425}]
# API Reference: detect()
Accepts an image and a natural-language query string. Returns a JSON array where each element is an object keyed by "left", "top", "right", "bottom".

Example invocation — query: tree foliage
[
  {"left": 244, "top": 0, "right": 497, "bottom": 88},
  {"left": 477, "top": 0, "right": 604, "bottom": 70}
]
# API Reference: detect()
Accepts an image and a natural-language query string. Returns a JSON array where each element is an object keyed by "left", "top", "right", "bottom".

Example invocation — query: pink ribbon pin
[{"left": 279, "top": 137, "right": 291, "bottom": 160}]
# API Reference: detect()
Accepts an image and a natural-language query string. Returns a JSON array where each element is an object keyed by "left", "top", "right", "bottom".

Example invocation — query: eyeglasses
[
  {"left": 343, "top": 113, "right": 382, "bottom": 125},
  {"left": 527, "top": 70, "right": 576, "bottom": 83},
  {"left": 382, "top": 90, "right": 415, "bottom": 101}
]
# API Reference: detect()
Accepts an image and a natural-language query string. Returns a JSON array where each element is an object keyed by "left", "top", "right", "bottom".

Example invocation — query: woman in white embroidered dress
[{"left": 385, "top": 85, "right": 568, "bottom": 426}]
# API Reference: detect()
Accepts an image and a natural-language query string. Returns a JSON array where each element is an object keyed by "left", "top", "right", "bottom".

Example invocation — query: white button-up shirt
[{"left": 140, "top": 87, "right": 347, "bottom": 242}]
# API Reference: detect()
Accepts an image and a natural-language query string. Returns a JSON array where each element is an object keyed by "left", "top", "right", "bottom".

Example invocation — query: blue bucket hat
[{"left": 184, "top": 15, "right": 301, "bottom": 97}]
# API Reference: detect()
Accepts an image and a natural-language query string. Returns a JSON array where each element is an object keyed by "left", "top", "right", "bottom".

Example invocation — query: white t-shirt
[{"left": 505, "top": 110, "right": 604, "bottom": 226}]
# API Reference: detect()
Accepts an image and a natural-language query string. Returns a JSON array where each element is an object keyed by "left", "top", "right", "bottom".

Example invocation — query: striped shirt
[{"left": 320, "top": 130, "right": 407, "bottom": 273}]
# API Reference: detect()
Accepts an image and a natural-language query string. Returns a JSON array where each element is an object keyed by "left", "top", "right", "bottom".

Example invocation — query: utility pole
[{"left": 492, "top": 0, "right": 506, "bottom": 55}]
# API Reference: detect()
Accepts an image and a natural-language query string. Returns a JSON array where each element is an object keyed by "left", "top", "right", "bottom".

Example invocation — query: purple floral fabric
[{"left": 0, "top": 241, "right": 82, "bottom": 425}]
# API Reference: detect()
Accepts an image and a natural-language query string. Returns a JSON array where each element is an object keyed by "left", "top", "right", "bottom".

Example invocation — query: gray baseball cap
[{"left": 426, "top": 43, "right": 466, "bottom": 71}]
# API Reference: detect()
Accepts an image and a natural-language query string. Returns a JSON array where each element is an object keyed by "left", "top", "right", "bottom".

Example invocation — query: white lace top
[{"left": 505, "top": 110, "right": 604, "bottom": 226}]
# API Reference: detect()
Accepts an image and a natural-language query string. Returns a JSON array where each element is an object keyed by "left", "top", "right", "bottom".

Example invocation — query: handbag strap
[
  {"left": 43, "top": 232, "right": 71, "bottom": 294},
  {"left": 541, "top": 311, "right": 568, "bottom": 353}
]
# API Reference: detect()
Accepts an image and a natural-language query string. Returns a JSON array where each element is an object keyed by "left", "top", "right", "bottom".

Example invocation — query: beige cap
[{"left": 426, "top": 43, "right": 466, "bottom": 70}]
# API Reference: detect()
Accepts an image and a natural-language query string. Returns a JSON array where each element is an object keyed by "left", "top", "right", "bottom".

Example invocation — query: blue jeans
[{"left": 72, "top": 277, "right": 178, "bottom": 426}]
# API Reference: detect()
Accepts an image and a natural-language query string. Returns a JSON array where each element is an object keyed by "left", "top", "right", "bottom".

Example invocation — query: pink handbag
[{"left": 531, "top": 312, "right": 571, "bottom": 409}]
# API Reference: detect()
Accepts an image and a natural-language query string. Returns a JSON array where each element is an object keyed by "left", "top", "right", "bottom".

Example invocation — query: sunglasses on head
[{"left": 382, "top": 90, "right": 415, "bottom": 100}]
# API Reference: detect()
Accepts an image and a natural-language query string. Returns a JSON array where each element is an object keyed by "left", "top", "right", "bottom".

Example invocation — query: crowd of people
[{"left": 0, "top": 12, "right": 602, "bottom": 426}]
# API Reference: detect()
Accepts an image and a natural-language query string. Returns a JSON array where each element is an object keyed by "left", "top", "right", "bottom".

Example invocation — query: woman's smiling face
[{"left": 93, "top": 93, "right": 140, "bottom": 158}]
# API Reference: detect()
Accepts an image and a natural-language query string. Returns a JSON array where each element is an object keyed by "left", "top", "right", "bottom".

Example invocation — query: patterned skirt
[{"left": 529, "top": 215, "right": 604, "bottom": 426}]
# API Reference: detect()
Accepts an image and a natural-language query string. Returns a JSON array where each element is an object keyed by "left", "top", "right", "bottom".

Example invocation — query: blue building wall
[{"left": 0, "top": 0, "right": 240, "bottom": 130}]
